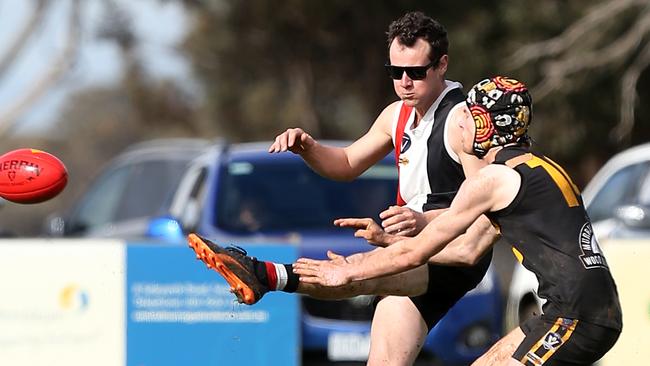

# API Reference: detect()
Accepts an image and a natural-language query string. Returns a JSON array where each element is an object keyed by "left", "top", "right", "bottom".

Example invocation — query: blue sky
[{"left": 0, "top": 0, "right": 195, "bottom": 136}]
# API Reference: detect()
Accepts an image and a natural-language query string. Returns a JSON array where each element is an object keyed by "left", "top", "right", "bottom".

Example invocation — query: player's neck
[
  {"left": 484, "top": 147, "right": 502, "bottom": 164},
  {"left": 412, "top": 98, "right": 436, "bottom": 127}
]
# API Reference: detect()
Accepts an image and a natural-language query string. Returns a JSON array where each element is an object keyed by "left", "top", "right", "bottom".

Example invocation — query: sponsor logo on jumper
[
  {"left": 401, "top": 133, "right": 411, "bottom": 153},
  {"left": 542, "top": 332, "right": 563, "bottom": 350},
  {"left": 578, "top": 222, "right": 608, "bottom": 269}
]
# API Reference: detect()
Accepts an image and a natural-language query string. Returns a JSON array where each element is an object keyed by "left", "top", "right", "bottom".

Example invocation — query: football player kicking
[{"left": 189, "top": 76, "right": 621, "bottom": 366}]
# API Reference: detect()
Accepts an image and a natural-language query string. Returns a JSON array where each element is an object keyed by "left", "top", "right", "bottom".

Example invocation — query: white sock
[{"left": 273, "top": 263, "right": 288, "bottom": 291}]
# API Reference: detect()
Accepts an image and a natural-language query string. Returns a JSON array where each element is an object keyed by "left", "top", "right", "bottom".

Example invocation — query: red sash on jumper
[{"left": 394, "top": 103, "right": 412, "bottom": 206}]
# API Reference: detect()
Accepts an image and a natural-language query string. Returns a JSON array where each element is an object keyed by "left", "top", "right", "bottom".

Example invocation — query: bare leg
[
  {"left": 367, "top": 296, "right": 428, "bottom": 366},
  {"left": 295, "top": 264, "right": 428, "bottom": 300},
  {"left": 292, "top": 250, "right": 429, "bottom": 365},
  {"left": 472, "top": 327, "right": 525, "bottom": 366}
]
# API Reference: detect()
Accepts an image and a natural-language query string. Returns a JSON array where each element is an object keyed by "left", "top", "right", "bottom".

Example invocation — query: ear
[{"left": 437, "top": 54, "right": 449, "bottom": 75}]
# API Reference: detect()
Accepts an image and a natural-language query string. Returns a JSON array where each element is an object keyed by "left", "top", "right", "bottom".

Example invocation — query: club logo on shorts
[{"left": 542, "top": 332, "right": 563, "bottom": 350}]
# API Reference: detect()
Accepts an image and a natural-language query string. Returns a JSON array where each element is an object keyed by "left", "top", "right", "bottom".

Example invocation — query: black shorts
[
  {"left": 377, "top": 198, "right": 492, "bottom": 330},
  {"left": 407, "top": 248, "right": 492, "bottom": 330},
  {"left": 513, "top": 315, "right": 620, "bottom": 366}
]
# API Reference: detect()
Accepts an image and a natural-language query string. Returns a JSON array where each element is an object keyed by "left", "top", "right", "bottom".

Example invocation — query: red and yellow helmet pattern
[{"left": 466, "top": 76, "right": 532, "bottom": 158}]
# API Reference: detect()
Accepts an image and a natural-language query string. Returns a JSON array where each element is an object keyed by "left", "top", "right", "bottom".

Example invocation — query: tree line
[{"left": 1, "top": 0, "right": 648, "bottom": 235}]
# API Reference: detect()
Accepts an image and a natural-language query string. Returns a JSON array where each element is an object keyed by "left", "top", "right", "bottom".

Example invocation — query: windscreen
[
  {"left": 70, "top": 159, "right": 192, "bottom": 232},
  {"left": 215, "top": 159, "right": 398, "bottom": 233}
]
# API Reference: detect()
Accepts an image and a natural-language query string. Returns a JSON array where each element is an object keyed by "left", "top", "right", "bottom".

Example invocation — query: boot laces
[{"left": 225, "top": 245, "right": 247, "bottom": 256}]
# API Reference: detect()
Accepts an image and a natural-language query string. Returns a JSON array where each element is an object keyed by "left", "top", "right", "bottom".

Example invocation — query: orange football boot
[{"left": 187, "top": 233, "right": 268, "bottom": 305}]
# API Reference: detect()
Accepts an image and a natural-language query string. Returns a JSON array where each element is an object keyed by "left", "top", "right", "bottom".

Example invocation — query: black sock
[{"left": 283, "top": 264, "right": 299, "bottom": 293}]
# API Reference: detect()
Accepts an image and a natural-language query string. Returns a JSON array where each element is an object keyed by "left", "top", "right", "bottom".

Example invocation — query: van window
[
  {"left": 69, "top": 160, "right": 191, "bottom": 233},
  {"left": 215, "top": 159, "right": 397, "bottom": 233}
]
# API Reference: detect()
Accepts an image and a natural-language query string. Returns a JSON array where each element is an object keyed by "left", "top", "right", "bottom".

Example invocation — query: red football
[{"left": 0, "top": 148, "right": 68, "bottom": 204}]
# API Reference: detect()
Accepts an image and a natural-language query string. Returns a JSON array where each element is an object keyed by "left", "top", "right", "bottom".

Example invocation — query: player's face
[
  {"left": 458, "top": 105, "right": 476, "bottom": 155},
  {"left": 388, "top": 38, "right": 446, "bottom": 109}
]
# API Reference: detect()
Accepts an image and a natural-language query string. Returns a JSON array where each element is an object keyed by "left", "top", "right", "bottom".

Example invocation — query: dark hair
[{"left": 386, "top": 11, "right": 448, "bottom": 67}]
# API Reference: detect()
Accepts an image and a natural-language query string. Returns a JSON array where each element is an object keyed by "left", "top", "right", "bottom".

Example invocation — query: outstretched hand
[
  {"left": 379, "top": 205, "right": 427, "bottom": 236},
  {"left": 268, "top": 128, "right": 316, "bottom": 154},
  {"left": 334, "top": 217, "right": 390, "bottom": 247},
  {"left": 293, "top": 251, "right": 352, "bottom": 287}
]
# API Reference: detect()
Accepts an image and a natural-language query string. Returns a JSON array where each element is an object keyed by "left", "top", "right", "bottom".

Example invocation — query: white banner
[
  {"left": 0, "top": 239, "right": 125, "bottom": 366},
  {"left": 600, "top": 239, "right": 650, "bottom": 365}
]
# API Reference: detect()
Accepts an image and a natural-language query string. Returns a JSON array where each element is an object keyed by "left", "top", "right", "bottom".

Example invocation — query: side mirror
[
  {"left": 146, "top": 216, "right": 184, "bottom": 242},
  {"left": 177, "top": 200, "right": 201, "bottom": 233},
  {"left": 614, "top": 204, "right": 650, "bottom": 229}
]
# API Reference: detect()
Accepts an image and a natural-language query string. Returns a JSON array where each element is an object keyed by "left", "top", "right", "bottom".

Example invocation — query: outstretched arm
[
  {"left": 334, "top": 212, "right": 499, "bottom": 266},
  {"left": 294, "top": 164, "right": 518, "bottom": 286},
  {"left": 268, "top": 102, "right": 399, "bottom": 181},
  {"left": 427, "top": 214, "right": 499, "bottom": 266}
]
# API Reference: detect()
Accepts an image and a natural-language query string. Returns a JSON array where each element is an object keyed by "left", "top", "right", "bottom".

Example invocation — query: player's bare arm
[
  {"left": 268, "top": 101, "right": 399, "bottom": 181},
  {"left": 335, "top": 215, "right": 442, "bottom": 248},
  {"left": 335, "top": 210, "right": 497, "bottom": 266},
  {"left": 425, "top": 214, "right": 499, "bottom": 266},
  {"left": 433, "top": 103, "right": 502, "bottom": 262},
  {"left": 294, "top": 164, "right": 519, "bottom": 287}
]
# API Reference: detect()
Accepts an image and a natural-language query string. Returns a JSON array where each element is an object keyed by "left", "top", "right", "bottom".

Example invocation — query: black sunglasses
[{"left": 384, "top": 61, "right": 436, "bottom": 80}]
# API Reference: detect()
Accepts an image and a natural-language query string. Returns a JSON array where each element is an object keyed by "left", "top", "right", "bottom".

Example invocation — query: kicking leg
[
  {"left": 188, "top": 234, "right": 428, "bottom": 302},
  {"left": 296, "top": 264, "right": 428, "bottom": 300}
]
